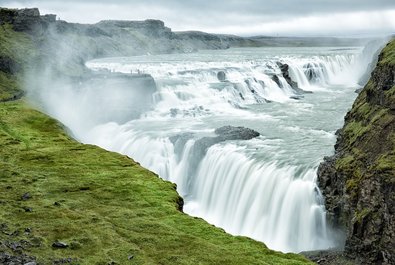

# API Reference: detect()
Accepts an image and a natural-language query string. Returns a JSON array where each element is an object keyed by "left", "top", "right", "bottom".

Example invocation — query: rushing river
[{"left": 39, "top": 46, "right": 373, "bottom": 253}]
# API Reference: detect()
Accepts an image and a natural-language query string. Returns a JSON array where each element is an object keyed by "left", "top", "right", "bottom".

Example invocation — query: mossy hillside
[
  {"left": 379, "top": 39, "right": 395, "bottom": 65},
  {"left": 318, "top": 39, "right": 395, "bottom": 263},
  {"left": 0, "top": 23, "right": 37, "bottom": 101},
  {"left": 0, "top": 100, "right": 311, "bottom": 264}
]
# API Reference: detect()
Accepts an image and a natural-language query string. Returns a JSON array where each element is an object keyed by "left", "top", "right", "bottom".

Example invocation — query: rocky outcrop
[
  {"left": 217, "top": 71, "right": 227, "bottom": 82},
  {"left": 275, "top": 62, "right": 312, "bottom": 96},
  {"left": 192, "top": 125, "right": 259, "bottom": 162},
  {"left": 317, "top": 40, "right": 395, "bottom": 264}
]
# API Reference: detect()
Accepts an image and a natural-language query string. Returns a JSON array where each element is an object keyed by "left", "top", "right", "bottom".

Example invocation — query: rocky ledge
[{"left": 317, "top": 40, "right": 395, "bottom": 264}]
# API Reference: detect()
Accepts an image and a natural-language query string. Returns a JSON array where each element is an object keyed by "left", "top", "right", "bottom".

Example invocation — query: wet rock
[
  {"left": 169, "top": 132, "right": 194, "bottom": 158},
  {"left": 217, "top": 71, "right": 227, "bottom": 82},
  {"left": 290, "top": 95, "right": 304, "bottom": 100},
  {"left": 303, "top": 62, "right": 324, "bottom": 85},
  {"left": 317, "top": 42, "right": 395, "bottom": 265},
  {"left": 52, "top": 241, "right": 69, "bottom": 249},
  {"left": 278, "top": 63, "right": 297, "bottom": 88},
  {"left": 271, "top": 75, "right": 282, "bottom": 87},
  {"left": 214, "top": 125, "right": 260, "bottom": 141},
  {"left": 278, "top": 62, "right": 312, "bottom": 94},
  {"left": 191, "top": 126, "right": 259, "bottom": 169}
]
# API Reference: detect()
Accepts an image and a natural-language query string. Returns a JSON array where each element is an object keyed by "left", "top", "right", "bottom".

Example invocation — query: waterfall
[{"left": 39, "top": 46, "right": 372, "bottom": 253}]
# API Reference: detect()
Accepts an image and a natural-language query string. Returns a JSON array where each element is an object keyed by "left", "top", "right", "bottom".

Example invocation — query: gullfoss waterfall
[{"left": 36, "top": 46, "right": 375, "bottom": 253}]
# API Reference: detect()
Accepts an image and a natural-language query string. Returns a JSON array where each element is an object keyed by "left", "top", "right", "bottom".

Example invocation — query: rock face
[
  {"left": 0, "top": 8, "right": 52, "bottom": 34},
  {"left": 192, "top": 125, "right": 260, "bottom": 161},
  {"left": 278, "top": 62, "right": 298, "bottom": 89},
  {"left": 217, "top": 71, "right": 227, "bottom": 82},
  {"left": 317, "top": 40, "right": 395, "bottom": 264}
]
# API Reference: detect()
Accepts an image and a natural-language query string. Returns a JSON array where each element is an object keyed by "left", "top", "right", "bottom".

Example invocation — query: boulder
[
  {"left": 217, "top": 71, "right": 227, "bottom": 82},
  {"left": 192, "top": 125, "right": 260, "bottom": 164}
]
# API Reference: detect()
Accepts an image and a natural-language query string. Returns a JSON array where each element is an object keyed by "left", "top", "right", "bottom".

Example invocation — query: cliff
[
  {"left": 318, "top": 40, "right": 395, "bottom": 264},
  {"left": 0, "top": 7, "right": 312, "bottom": 265}
]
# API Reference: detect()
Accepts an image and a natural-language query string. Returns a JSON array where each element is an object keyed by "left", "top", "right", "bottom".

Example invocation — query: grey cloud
[
  {"left": 4, "top": 0, "right": 395, "bottom": 15},
  {"left": 1, "top": 0, "right": 395, "bottom": 36}
]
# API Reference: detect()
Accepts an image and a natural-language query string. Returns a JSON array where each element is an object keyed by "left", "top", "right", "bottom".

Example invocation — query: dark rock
[
  {"left": 21, "top": 193, "right": 31, "bottom": 201},
  {"left": 0, "top": 8, "right": 44, "bottom": 33},
  {"left": 317, "top": 40, "right": 395, "bottom": 265},
  {"left": 214, "top": 125, "right": 260, "bottom": 141},
  {"left": 170, "top": 126, "right": 259, "bottom": 180},
  {"left": 0, "top": 251, "right": 36, "bottom": 265},
  {"left": 304, "top": 62, "right": 322, "bottom": 83},
  {"left": 278, "top": 62, "right": 312, "bottom": 94},
  {"left": 217, "top": 71, "right": 227, "bottom": 82},
  {"left": 278, "top": 63, "right": 296, "bottom": 87},
  {"left": 0, "top": 55, "right": 20, "bottom": 74},
  {"left": 169, "top": 132, "right": 194, "bottom": 159},
  {"left": 23, "top": 207, "right": 33, "bottom": 212},
  {"left": 191, "top": 126, "right": 259, "bottom": 168},
  {"left": 290, "top": 95, "right": 304, "bottom": 100},
  {"left": 302, "top": 249, "right": 359, "bottom": 265},
  {"left": 271, "top": 75, "right": 282, "bottom": 87},
  {"left": 52, "top": 241, "right": 69, "bottom": 248}
]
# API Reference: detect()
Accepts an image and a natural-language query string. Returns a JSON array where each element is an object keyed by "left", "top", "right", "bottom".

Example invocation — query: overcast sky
[{"left": 2, "top": 0, "right": 395, "bottom": 36}]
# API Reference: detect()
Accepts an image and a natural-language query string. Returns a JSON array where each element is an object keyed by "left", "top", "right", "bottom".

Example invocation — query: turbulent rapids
[{"left": 37, "top": 46, "right": 377, "bottom": 253}]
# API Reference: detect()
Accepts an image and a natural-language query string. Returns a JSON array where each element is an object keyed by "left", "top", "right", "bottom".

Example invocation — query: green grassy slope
[
  {"left": 0, "top": 15, "right": 311, "bottom": 265},
  {"left": 0, "top": 100, "right": 311, "bottom": 264},
  {"left": 0, "top": 24, "right": 37, "bottom": 101}
]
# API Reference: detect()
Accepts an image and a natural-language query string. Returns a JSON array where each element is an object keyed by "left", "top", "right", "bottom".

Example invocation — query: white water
[{"left": 38, "top": 46, "right": 376, "bottom": 253}]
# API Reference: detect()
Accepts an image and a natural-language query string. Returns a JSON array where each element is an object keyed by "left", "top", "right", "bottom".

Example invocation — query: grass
[
  {"left": 380, "top": 39, "right": 395, "bottom": 66},
  {"left": 0, "top": 23, "right": 36, "bottom": 101},
  {"left": 0, "top": 100, "right": 311, "bottom": 264}
]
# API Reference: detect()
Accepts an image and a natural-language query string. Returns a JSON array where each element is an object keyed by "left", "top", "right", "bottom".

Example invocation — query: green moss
[
  {"left": 354, "top": 208, "right": 371, "bottom": 224},
  {"left": 343, "top": 121, "right": 369, "bottom": 146},
  {"left": 0, "top": 24, "right": 37, "bottom": 101},
  {"left": 0, "top": 24, "right": 37, "bottom": 65},
  {"left": 380, "top": 39, "right": 395, "bottom": 66},
  {"left": 0, "top": 71, "right": 20, "bottom": 101},
  {"left": 0, "top": 100, "right": 311, "bottom": 264},
  {"left": 335, "top": 155, "right": 354, "bottom": 170}
]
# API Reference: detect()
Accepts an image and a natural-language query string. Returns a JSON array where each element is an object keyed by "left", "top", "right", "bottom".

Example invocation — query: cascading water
[{"left": 36, "top": 46, "right": 377, "bottom": 253}]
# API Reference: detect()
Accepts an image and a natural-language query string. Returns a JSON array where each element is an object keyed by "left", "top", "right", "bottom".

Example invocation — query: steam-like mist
[{"left": 24, "top": 26, "right": 389, "bottom": 253}]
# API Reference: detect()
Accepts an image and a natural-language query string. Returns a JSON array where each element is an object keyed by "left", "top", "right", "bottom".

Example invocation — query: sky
[{"left": 1, "top": 0, "right": 395, "bottom": 37}]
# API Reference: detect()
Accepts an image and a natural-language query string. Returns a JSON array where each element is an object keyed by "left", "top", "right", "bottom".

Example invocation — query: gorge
[{"left": 0, "top": 7, "right": 394, "bottom": 265}]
